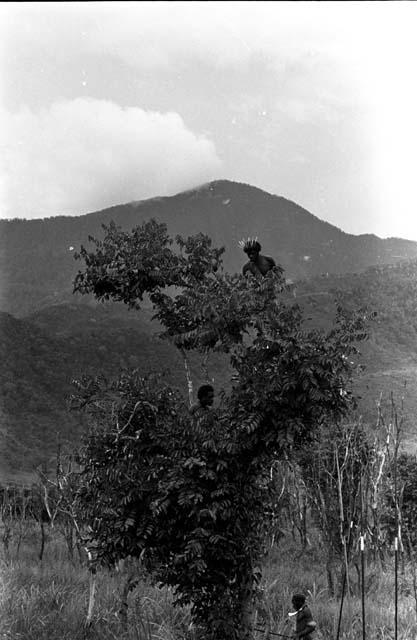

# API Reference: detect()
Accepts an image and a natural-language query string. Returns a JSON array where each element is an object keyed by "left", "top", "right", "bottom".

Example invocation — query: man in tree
[
  {"left": 74, "top": 221, "right": 366, "bottom": 640},
  {"left": 190, "top": 384, "right": 215, "bottom": 418},
  {"left": 240, "top": 238, "right": 276, "bottom": 277}
]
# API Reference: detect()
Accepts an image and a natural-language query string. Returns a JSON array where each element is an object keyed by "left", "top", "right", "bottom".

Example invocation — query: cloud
[
  {"left": 0, "top": 3, "right": 384, "bottom": 127},
  {"left": 2, "top": 2, "right": 417, "bottom": 238},
  {"left": 0, "top": 2, "right": 385, "bottom": 73},
  {"left": 0, "top": 98, "right": 222, "bottom": 219},
  {"left": 1, "top": 3, "right": 290, "bottom": 71}
]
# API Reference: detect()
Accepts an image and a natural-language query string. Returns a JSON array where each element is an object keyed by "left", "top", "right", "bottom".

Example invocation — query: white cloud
[
  {"left": 2, "top": 2, "right": 417, "bottom": 237},
  {"left": 0, "top": 2, "right": 395, "bottom": 74},
  {"left": 0, "top": 98, "right": 222, "bottom": 219}
]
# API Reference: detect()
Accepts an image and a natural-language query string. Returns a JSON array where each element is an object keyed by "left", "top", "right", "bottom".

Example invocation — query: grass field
[{"left": 0, "top": 524, "right": 416, "bottom": 640}]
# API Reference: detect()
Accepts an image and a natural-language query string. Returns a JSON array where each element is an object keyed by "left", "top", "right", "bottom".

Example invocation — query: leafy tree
[
  {"left": 74, "top": 219, "right": 224, "bottom": 310},
  {"left": 382, "top": 452, "right": 417, "bottom": 549},
  {"left": 397, "top": 454, "right": 417, "bottom": 548},
  {"left": 73, "top": 219, "right": 367, "bottom": 639},
  {"left": 299, "top": 421, "right": 373, "bottom": 595}
]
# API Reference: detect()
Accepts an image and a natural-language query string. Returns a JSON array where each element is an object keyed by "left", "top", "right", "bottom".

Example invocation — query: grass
[
  {"left": 0, "top": 527, "right": 416, "bottom": 639},
  {"left": 257, "top": 539, "right": 417, "bottom": 640},
  {"left": 0, "top": 526, "right": 192, "bottom": 640}
]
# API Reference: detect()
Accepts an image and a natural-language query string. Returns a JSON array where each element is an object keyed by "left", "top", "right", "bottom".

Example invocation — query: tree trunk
[
  {"left": 1, "top": 521, "right": 11, "bottom": 563},
  {"left": 86, "top": 567, "right": 96, "bottom": 626},
  {"left": 326, "top": 547, "right": 335, "bottom": 597},
  {"left": 63, "top": 521, "right": 74, "bottom": 561},
  {"left": 119, "top": 559, "right": 138, "bottom": 632},
  {"left": 39, "top": 521, "right": 46, "bottom": 561},
  {"left": 181, "top": 348, "right": 194, "bottom": 407},
  {"left": 237, "top": 569, "right": 255, "bottom": 640},
  {"left": 299, "top": 498, "right": 311, "bottom": 550}
]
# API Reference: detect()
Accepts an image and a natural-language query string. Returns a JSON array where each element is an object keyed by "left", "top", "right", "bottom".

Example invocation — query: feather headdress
[{"left": 238, "top": 237, "right": 261, "bottom": 252}]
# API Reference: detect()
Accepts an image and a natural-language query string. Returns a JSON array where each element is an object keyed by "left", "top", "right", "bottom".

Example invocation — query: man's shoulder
[
  {"left": 190, "top": 403, "right": 201, "bottom": 415},
  {"left": 263, "top": 255, "right": 276, "bottom": 267},
  {"left": 190, "top": 403, "right": 213, "bottom": 416},
  {"left": 299, "top": 605, "right": 313, "bottom": 621}
]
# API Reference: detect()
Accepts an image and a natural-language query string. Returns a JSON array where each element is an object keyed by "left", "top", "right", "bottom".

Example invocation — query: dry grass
[
  {"left": 0, "top": 528, "right": 416, "bottom": 639},
  {"left": 257, "top": 539, "right": 417, "bottom": 640}
]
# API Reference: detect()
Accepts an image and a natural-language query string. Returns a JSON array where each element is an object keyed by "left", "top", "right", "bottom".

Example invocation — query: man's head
[
  {"left": 292, "top": 593, "right": 306, "bottom": 610},
  {"left": 239, "top": 238, "right": 261, "bottom": 262},
  {"left": 197, "top": 384, "right": 214, "bottom": 408},
  {"left": 246, "top": 245, "right": 260, "bottom": 262}
]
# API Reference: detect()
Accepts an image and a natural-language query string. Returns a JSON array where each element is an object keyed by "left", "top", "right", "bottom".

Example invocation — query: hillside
[
  {"left": 3, "top": 257, "right": 417, "bottom": 480},
  {"left": 0, "top": 305, "right": 231, "bottom": 482},
  {"left": 3, "top": 180, "right": 417, "bottom": 481},
  {"left": 295, "top": 262, "right": 417, "bottom": 441},
  {"left": 2, "top": 180, "right": 417, "bottom": 317}
]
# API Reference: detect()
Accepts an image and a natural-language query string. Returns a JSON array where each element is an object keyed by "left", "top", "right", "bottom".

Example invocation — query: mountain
[
  {"left": 2, "top": 180, "right": 417, "bottom": 317},
  {"left": 3, "top": 179, "right": 417, "bottom": 482}
]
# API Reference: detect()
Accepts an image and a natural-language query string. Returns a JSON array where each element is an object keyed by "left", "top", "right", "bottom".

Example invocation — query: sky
[{"left": 1, "top": 1, "right": 417, "bottom": 240}]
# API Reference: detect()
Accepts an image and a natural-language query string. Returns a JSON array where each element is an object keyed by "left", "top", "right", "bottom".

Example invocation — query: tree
[
  {"left": 299, "top": 421, "right": 373, "bottom": 596},
  {"left": 73, "top": 219, "right": 367, "bottom": 639}
]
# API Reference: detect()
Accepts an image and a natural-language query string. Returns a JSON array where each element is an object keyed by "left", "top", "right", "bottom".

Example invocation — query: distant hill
[
  {"left": 294, "top": 261, "right": 417, "bottom": 441},
  {"left": 2, "top": 180, "right": 417, "bottom": 317},
  {"left": 3, "top": 258, "right": 417, "bottom": 481},
  {"left": 0, "top": 304, "right": 231, "bottom": 482}
]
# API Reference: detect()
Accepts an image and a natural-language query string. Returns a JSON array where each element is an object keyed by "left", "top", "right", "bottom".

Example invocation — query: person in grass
[{"left": 289, "top": 593, "right": 317, "bottom": 639}]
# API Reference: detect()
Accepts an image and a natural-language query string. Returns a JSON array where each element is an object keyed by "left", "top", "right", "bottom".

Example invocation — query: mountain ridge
[
  {"left": 2, "top": 180, "right": 417, "bottom": 317},
  {"left": 3, "top": 180, "right": 417, "bottom": 481}
]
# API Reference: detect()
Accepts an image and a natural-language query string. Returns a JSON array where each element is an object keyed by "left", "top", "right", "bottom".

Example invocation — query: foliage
[
  {"left": 74, "top": 220, "right": 224, "bottom": 309},
  {"left": 7, "top": 225, "right": 417, "bottom": 477},
  {"left": 74, "top": 372, "right": 269, "bottom": 637},
  {"left": 298, "top": 421, "right": 375, "bottom": 595},
  {"left": 382, "top": 452, "right": 417, "bottom": 549},
  {"left": 73, "top": 219, "right": 368, "bottom": 639},
  {"left": 398, "top": 454, "right": 417, "bottom": 547}
]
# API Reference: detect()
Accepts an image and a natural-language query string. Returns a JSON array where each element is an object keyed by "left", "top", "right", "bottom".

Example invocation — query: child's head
[
  {"left": 292, "top": 593, "right": 306, "bottom": 610},
  {"left": 197, "top": 384, "right": 214, "bottom": 407}
]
